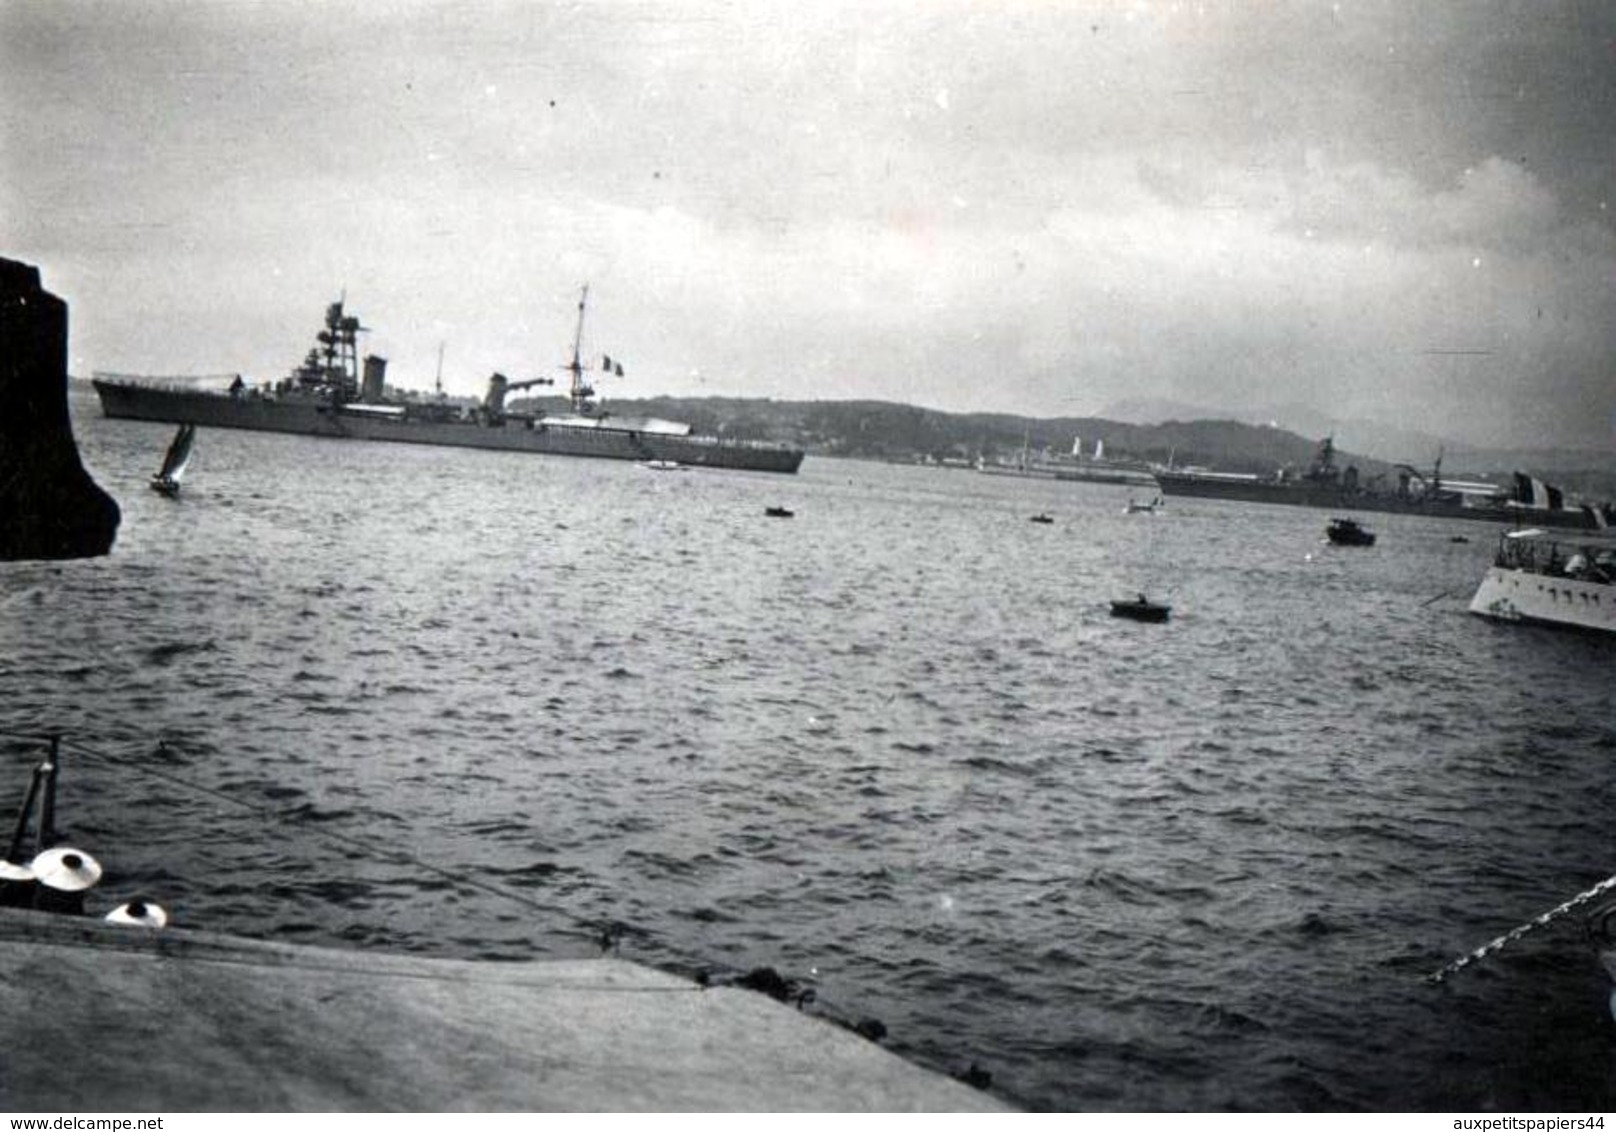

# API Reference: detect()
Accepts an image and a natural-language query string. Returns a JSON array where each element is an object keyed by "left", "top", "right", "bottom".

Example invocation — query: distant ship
[
  {"left": 93, "top": 289, "right": 805, "bottom": 475},
  {"left": 1155, "top": 436, "right": 1606, "bottom": 530},
  {"left": 977, "top": 434, "right": 1157, "bottom": 487},
  {"left": 1324, "top": 517, "right": 1376, "bottom": 546}
]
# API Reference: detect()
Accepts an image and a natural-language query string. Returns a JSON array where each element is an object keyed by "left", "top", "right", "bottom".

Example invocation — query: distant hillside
[
  {"left": 520, "top": 393, "right": 1405, "bottom": 479},
  {"left": 1100, "top": 393, "right": 1616, "bottom": 489},
  {"left": 514, "top": 392, "right": 1616, "bottom": 492},
  {"left": 1104, "top": 395, "right": 1452, "bottom": 464}
]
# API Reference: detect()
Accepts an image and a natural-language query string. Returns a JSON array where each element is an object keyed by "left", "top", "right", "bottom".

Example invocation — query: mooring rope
[{"left": 1428, "top": 871, "right": 1616, "bottom": 984}]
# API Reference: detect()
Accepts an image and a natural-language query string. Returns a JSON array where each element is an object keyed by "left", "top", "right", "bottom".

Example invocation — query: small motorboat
[
  {"left": 764, "top": 506, "right": 794, "bottom": 518},
  {"left": 1029, "top": 513, "right": 1054, "bottom": 524},
  {"left": 149, "top": 424, "right": 197, "bottom": 498},
  {"left": 637, "top": 460, "right": 687, "bottom": 472},
  {"left": 1110, "top": 593, "right": 1171, "bottom": 622},
  {"left": 1325, "top": 517, "right": 1376, "bottom": 546},
  {"left": 1124, "top": 495, "right": 1163, "bottom": 515}
]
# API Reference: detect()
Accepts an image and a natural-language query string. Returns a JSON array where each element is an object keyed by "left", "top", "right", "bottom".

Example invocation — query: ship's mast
[
  {"left": 1307, "top": 435, "right": 1338, "bottom": 482},
  {"left": 296, "top": 296, "right": 364, "bottom": 398},
  {"left": 567, "top": 284, "right": 594, "bottom": 414},
  {"left": 323, "top": 297, "right": 363, "bottom": 394}
]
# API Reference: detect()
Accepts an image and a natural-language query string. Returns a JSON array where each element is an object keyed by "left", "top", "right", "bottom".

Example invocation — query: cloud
[{"left": 5, "top": 1, "right": 1614, "bottom": 447}]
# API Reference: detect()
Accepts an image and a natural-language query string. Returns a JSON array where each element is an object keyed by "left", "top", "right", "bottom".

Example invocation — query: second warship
[{"left": 1156, "top": 437, "right": 1606, "bottom": 530}]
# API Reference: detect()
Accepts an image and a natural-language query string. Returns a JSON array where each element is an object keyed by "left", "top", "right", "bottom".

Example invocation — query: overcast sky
[{"left": 4, "top": 1, "right": 1613, "bottom": 448}]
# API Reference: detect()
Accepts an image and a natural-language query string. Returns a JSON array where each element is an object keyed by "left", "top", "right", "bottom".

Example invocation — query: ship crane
[
  {"left": 484, "top": 286, "right": 620, "bottom": 421},
  {"left": 1394, "top": 463, "right": 1430, "bottom": 496},
  {"left": 483, "top": 373, "right": 556, "bottom": 419},
  {"left": 1395, "top": 449, "right": 1449, "bottom": 500},
  {"left": 566, "top": 284, "right": 594, "bottom": 414}
]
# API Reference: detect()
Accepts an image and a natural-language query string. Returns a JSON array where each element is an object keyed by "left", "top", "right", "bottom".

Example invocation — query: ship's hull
[
  {"left": 1468, "top": 566, "right": 1616, "bottom": 635},
  {"left": 1051, "top": 465, "right": 1158, "bottom": 487},
  {"left": 93, "top": 381, "right": 805, "bottom": 474},
  {"left": 978, "top": 463, "right": 1156, "bottom": 487},
  {"left": 1155, "top": 472, "right": 1595, "bottom": 529}
]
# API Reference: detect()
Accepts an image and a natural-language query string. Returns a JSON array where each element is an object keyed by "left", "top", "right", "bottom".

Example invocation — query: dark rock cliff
[{"left": 0, "top": 257, "right": 120, "bottom": 560}]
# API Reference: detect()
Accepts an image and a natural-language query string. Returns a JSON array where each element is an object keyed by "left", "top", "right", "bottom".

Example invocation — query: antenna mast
[{"left": 567, "top": 284, "right": 594, "bottom": 413}]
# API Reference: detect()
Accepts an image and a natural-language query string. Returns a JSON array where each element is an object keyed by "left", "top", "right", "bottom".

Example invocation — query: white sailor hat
[
  {"left": 30, "top": 847, "right": 103, "bottom": 892},
  {"left": 105, "top": 899, "right": 168, "bottom": 929},
  {"left": 0, "top": 859, "right": 35, "bottom": 882}
]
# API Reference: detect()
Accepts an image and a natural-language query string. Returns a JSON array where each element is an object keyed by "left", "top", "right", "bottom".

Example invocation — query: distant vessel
[
  {"left": 1468, "top": 528, "right": 1616, "bottom": 635},
  {"left": 977, "top": 435, "right": 1156, "bottom": 487},
  {"left": 1124, "top": 496, "right": 1163, "bottom": 515},
  {"left": 148, "top": 424, "right": 196, "bottom": 498},
  {"left": 1156, "top": 437, "right": 1605, "bottom": 530},
  {"left": 1110, "top": 594, "right": 1171, "bottom": 623},
  {"left": 94, "top": 290, "right": 804, "bottom": 475},
  {"left": 1325, "top": 517, "right": 1376, "bottom": 547}
]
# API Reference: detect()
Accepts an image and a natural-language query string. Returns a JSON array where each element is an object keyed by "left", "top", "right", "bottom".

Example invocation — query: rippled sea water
[{"left": 3, "top": 389, "right": 1614, "bottom": 1111}]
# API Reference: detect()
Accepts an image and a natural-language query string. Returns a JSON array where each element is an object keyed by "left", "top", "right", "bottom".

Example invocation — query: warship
[
  {"left": 93, "top": 289, "right": 805, "bottom": 475},
  {"left": 1155, "top": 436, "right": 1606, "bottom": 530}
]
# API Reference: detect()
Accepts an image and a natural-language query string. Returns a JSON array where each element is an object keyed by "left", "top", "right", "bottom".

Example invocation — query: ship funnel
[
  {"left": 485, "top": 372, "right": 509, "bottom": 415},
  {"left": 361, "top": 355, "right": 388, "bottom": 403}
]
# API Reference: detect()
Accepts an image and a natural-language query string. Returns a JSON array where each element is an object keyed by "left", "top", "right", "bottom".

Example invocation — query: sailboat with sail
[{"left": 149, "top": 424, "right": 196, "bottom": 497}]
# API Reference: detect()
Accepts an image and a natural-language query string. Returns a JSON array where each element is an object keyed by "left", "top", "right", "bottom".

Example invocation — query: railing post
[
  {"left": 38, "top": 734, "right": 60, "bottom": 849},
  {"left": 5, "top": 763, "right": 44, "bottom": 864}
]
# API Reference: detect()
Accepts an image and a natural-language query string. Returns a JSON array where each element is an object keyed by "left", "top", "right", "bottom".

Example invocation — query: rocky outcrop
[{"left": 0, "top": 258, "right": 119, "bottom": 560}]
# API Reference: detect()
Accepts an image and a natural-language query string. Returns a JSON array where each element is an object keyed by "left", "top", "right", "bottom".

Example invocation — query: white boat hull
[{"left": 1468, "top": 566, "right": 1616, "bottom": 635}]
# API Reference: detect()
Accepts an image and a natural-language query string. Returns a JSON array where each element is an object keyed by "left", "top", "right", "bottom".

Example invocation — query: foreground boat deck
[{"left": 0, "top": 910, "right": 1009, "bottom": 1111}]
